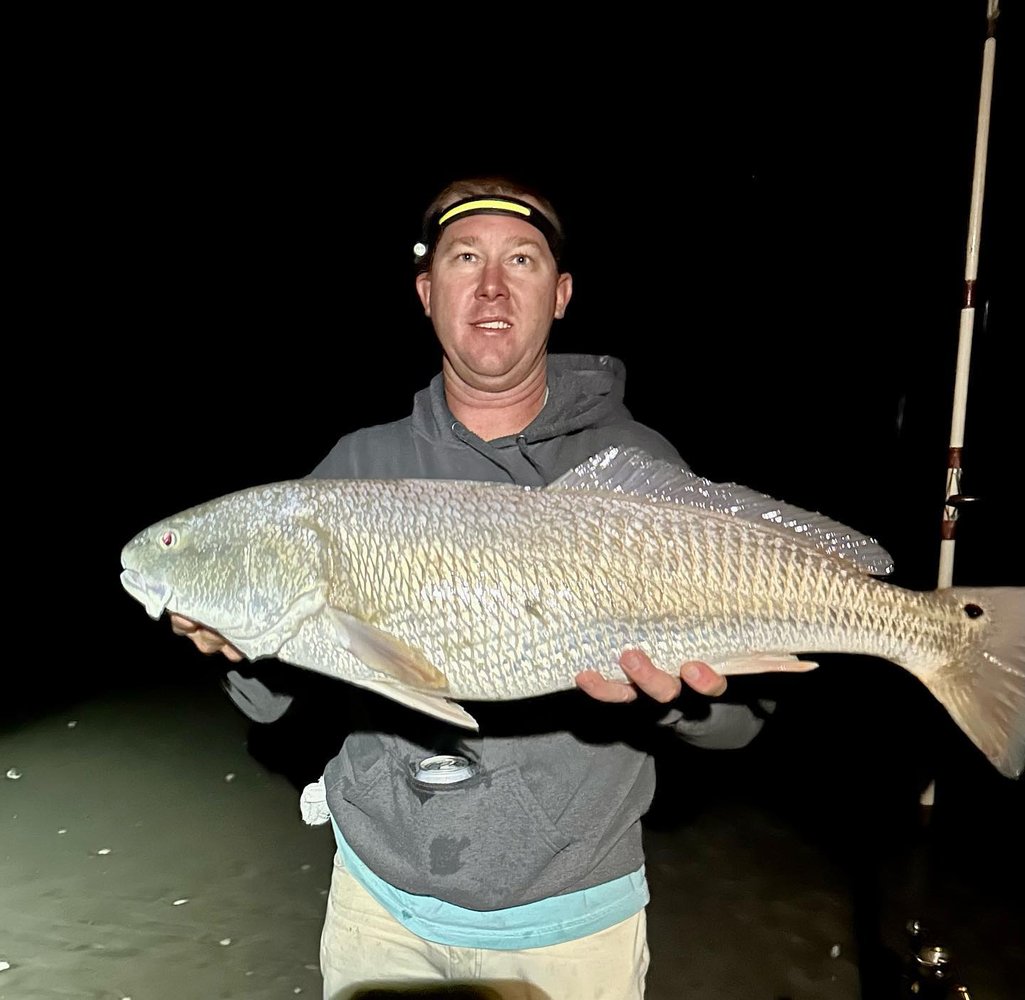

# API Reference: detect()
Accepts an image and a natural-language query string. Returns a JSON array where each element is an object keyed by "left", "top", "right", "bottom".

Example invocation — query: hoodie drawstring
[
  {"left": 516, "top": 434, "right": 550, "bottom": 485},
  {"left": 448, "top": 421, "right": 549, "bottom": 487}
]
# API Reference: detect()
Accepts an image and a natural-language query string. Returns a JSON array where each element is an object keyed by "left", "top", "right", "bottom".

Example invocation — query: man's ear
[
  {"left": 554, "top": 272, "right": 573, "bottom": 319},
  {"left": 415, "top": 272, "right": 432, "bottom": 316}
]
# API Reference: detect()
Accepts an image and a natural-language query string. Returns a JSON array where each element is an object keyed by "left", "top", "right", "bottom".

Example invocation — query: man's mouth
[{"left": 472, "top": 320, "right": 512, "bottom": 330}]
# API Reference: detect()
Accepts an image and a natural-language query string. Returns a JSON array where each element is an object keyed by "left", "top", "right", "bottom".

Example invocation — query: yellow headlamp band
[
  {"left": 415, "top": 194, "right": 563, "bottom": 270},
  {"left": 437, "top": 199, "right": 533, "bottom": 227}
]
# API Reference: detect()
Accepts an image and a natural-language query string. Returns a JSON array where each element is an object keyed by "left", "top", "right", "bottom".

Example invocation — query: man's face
[{"left": 415, "top": 208, "right": 573, "bottom": 393}]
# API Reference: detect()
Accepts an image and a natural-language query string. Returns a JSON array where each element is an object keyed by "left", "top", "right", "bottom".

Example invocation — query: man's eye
[
  {"left": 512, "top": 254, "right": 531, "bottom": 265},
  {"left": 459, "top": 252, "right": 477, "bottom": 262}
]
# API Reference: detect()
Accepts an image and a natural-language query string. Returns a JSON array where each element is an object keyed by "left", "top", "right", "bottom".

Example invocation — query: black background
[
  {"left": 8, "top": 7, "right": 1022, "bottom": 993},
  {"left": 17, "top": 3, "right": 1022, "bottom": 809}
]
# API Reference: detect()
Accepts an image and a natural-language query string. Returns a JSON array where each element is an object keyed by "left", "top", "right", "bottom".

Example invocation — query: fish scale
[
  {"left": 120, "top": 446, "right": 1025, "bottom": 777},
  {"left": 342, "top": 485, "right": 902, "bottom": 688}
]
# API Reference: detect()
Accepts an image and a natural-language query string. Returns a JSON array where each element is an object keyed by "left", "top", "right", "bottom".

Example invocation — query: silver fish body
[{"left": 120, "top": 448, "right": 1025, "bottom": 778}]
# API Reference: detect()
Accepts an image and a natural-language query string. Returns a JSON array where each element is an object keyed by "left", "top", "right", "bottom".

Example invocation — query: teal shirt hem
[{"left": 331, "top": 817, "right": 648, "bottom": 950}]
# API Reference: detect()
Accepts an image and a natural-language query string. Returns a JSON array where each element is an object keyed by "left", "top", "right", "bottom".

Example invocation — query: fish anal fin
[
  {"left": 322, "top": 608, "right": 449, "bottom": 690},
  {"left": 352, "top": 678, "right": 479, "bottom": 730},
  {"left": 715, "top": 654, "right": 820, "bottom": 675}
]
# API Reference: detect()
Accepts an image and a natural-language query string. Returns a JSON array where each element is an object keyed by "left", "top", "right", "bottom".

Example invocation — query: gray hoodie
[{"left": 226, "top": 354, "right": 766, "bottom": 910}]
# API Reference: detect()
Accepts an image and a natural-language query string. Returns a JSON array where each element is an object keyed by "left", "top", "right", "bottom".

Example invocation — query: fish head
[{"left": 119, "top": 483, "right": 333, "bottom": 643}]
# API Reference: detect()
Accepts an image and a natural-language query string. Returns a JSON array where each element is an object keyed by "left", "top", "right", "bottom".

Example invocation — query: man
[{"left": 173, "top": 177, "right": 767, "bottom": 999}]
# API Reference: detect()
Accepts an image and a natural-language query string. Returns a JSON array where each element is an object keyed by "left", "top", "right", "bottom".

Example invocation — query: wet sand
[
  {"left": 2, "top": 679, "right": 333, "bottom": 999},
  {"left": 4, "top": 665, "right": 1021, "bottom": 999}
]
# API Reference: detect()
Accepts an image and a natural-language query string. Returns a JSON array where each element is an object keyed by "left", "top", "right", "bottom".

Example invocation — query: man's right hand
[{"left": 169, "top": 614, "right": 244, "bottom": 662}]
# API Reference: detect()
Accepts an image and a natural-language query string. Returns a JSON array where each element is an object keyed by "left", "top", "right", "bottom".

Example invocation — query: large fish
[{"left": 120, "top": 447, "right": 1024, "bottom": 778}]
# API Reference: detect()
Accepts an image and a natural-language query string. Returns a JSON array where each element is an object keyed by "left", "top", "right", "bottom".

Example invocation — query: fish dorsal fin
[{"left": 550, "top": 446, "right": 894, "bottom": 576}]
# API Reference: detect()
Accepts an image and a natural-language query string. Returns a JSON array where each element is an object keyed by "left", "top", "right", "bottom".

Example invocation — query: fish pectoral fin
[
  {"left": 323, "top": 608, "right": 449, "bottom": 690},
  {"left": 714, "top": 654, "right": 820, "bottom": 674},
  {"left": 352, "top": 678, "right": 480, "bottom": 730}
]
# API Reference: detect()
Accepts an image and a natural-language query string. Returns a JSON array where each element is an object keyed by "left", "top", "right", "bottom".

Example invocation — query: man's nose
[{"left": 475, "top": 261, "right": 509, "bottom": 299}]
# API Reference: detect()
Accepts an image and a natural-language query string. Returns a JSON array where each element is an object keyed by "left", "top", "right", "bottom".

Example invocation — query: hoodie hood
[
  {"left": 412, "top": 354, "right": 629, "bottom": 445},
  {"left": 406, "top": 354, "right": 635, "bottom": 486},
  {"left": 312, "top": 352, "right": 683, "bottom": 490}
]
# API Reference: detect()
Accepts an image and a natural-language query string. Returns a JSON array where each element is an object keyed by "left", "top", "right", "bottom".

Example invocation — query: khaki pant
[{"left": 320, "top": 854, "right": 649, "bottom": 1000}]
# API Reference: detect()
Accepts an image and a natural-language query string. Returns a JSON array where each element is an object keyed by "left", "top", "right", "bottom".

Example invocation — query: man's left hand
[{"left": 576, "top": 649, "right": 727, "bottom": 703}]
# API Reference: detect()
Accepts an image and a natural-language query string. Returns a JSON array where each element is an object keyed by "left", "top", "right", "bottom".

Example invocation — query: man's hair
[{"left": 418, "top": 176, "right": 566, "bottom": 273}]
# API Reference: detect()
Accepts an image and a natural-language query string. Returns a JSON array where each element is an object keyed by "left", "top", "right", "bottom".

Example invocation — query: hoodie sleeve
[
  {"left": 659, "top": 698, "right": 776, "bottom": 749},
  {"left": 222, "top": 669, "right": 295, "bottom": 723}
]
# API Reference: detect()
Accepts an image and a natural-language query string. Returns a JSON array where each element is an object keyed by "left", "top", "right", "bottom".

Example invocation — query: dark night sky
[{"left": 23, "top": 7, "right": 1022, "bottom": 737}]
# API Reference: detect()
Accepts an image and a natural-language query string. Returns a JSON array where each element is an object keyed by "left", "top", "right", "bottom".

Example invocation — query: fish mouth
[{"left": 120, "top": 568, "right": 172, "bottom": 620}]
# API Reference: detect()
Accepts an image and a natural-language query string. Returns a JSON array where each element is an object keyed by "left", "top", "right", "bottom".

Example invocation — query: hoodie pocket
[{"left": 336, "top": 757, "right": 573, "bottom": 910}]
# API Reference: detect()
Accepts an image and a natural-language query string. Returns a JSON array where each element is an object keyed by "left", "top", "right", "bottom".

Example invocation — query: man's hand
[
  {"left": 576, "top": 648, "right": 727, "bottom": 703},
  {"left": 169, "top": 614, "right": 244, "bottom": 663}
]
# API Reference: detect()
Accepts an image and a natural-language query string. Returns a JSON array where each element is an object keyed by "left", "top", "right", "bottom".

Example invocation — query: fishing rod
[
  {"left": 920, "top": 0, "right": 1000, "bottom": 813},
  {"left": 896, "top": 16, "right": 1003, "bottom": 995},
  {"left": 937, "top": 0, "right": 1000, "bottom": 589}
]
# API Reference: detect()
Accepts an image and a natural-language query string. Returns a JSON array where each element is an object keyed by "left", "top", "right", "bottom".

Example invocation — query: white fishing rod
[{"left": 922, "top": 0, "right": 1001, "bottom": 811}]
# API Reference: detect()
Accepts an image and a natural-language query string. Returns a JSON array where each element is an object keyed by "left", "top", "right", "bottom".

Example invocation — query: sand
[{"left": 2, "top": 667, "right": 1021, "bottom": 999}]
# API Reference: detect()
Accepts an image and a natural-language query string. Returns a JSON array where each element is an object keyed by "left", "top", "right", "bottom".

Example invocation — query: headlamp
[{"left": 414, "top": 196, "right": 563, "bottom": 269}]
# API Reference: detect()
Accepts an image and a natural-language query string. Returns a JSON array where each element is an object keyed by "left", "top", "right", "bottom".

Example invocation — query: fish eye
[
  {"left": 160, "top": 529, "right": 178, "bottom": 548},
  {"left": 963, "top": 603, "right": 984, "bottom": 619}
]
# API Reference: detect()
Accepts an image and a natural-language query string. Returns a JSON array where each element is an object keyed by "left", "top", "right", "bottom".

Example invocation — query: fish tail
[{"left": 922, "top": 586, "right": 1025, "bottom": 779}]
